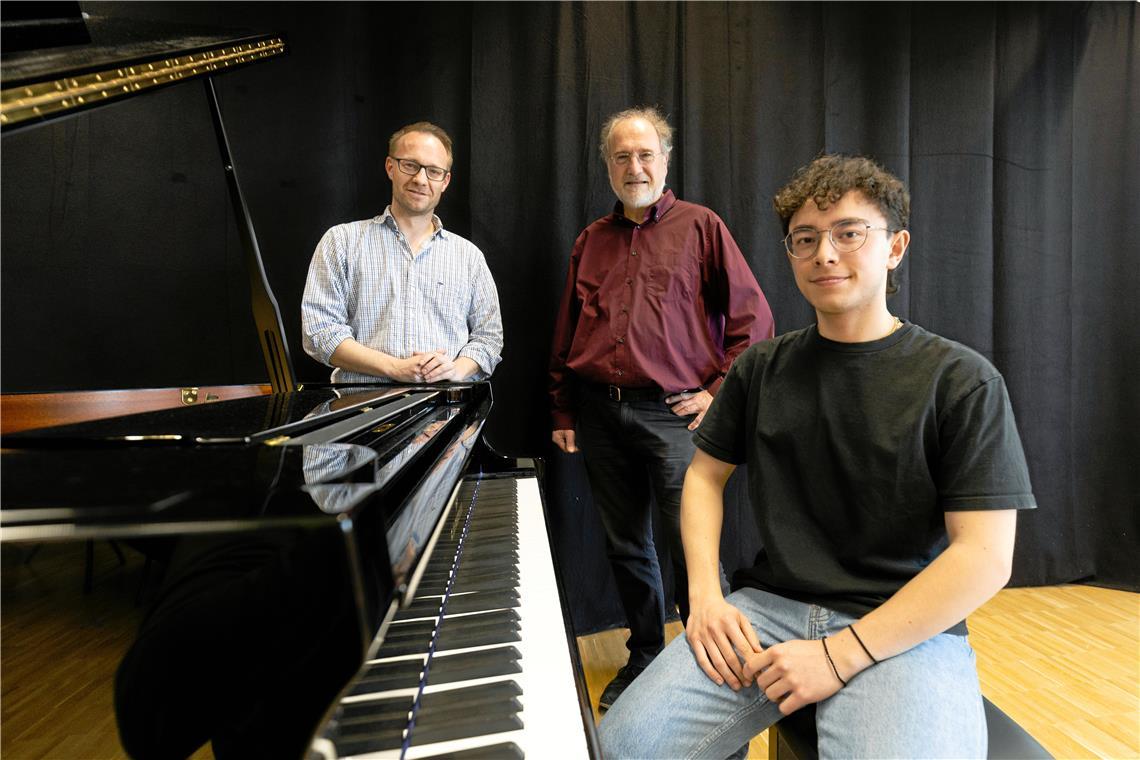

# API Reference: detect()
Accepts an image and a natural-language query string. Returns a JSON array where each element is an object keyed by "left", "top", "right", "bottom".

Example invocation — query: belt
[{"left": 585, "top": 383, "right": 665, "bottom": 403}]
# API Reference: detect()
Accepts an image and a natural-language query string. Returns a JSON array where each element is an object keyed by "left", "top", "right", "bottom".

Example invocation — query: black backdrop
[{"left": 2, "top": 2, "right": 1136, "bottom": 634}]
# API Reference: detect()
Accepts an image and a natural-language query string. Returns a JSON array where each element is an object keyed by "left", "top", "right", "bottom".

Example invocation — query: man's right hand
[
  {"left": 685, "top": 595, "right": 763, "bottom": 690},
  {"left": 552, "top": 429, "right": 578, "bottom": 453},
  {"left": 383, "top": 353, "right": 431, "bottom": 383}
]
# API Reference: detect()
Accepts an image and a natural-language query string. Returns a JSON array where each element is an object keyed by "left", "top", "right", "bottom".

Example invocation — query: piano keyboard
[{"left": 310, "top": 476, "right": 591, "bottom": 759}]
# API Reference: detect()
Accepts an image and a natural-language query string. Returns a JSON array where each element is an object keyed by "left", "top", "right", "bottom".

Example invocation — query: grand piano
[{"left": 0, "top": 9, "right": 598, "bottom": 759}]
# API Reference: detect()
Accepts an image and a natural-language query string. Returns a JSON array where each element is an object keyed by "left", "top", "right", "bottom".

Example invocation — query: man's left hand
[
  {"left": 743, "top": 638, "right": 845, "bottom": 716},
  {"left": 665, "top": 389, "right": 713, "bottom": 430},
  {"left": 420, "top": 352, "right": 478, "bottom": 383}
]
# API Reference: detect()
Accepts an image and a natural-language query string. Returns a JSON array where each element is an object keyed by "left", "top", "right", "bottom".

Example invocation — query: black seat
[{"left": 767, "top": 696, "right": 1052, "bottom": 759}]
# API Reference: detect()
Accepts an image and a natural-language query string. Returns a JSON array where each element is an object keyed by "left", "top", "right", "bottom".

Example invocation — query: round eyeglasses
[
  {"left": 390, "top": 157, "right": 450, "bottom": 182},
  {"left": 783, "top": 221, "right": 893, "bottom": 259},
  {"left": 610, "top": 151, "right": 661, "bottom": 166}
]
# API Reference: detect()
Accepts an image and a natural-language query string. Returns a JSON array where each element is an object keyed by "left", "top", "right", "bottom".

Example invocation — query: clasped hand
[
  {"left": 388, "top": 350, "right": 463, "bottom": 383},
  {"left": 687, "top": 597, "right": 843, "bottom": 715}
]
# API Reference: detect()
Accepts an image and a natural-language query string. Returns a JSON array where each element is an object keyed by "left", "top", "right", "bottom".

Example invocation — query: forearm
[
  {"left": 452, "top": 357, "right": 480, "bottom": 380},
  {"left": 681, "top": 450, "right": 736, "bottom": 601},
  {"left": 831, "top": 510, "right": 1016, "bottom": 679},
  {"left": 329, "top": 339, "right": 397, "bottom": 379}
]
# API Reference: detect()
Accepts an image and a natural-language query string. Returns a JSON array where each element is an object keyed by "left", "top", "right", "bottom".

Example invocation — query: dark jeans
[{"left": 577, "top": 390, "right": 728, "bottom": 668}]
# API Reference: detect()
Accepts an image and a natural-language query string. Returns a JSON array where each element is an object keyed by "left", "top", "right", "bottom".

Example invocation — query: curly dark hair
[{"left": 773, "top": 154, "right": 910, "bottom": 294}]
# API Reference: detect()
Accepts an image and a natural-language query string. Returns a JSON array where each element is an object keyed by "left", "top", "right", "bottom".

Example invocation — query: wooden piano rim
[{"left": 0, "top": 384, "right": 272, "bottom": 435}]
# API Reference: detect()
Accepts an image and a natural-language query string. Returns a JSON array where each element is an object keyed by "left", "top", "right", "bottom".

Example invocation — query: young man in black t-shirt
[{"left": 599, "top": 155, "right": 1036, "bottom": 758}]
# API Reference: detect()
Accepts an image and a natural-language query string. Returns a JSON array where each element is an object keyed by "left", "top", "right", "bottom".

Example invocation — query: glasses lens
[
  {"left": 831, "top": 221, "right": 868, "bottom": 252},
  {"left": 424, "top": 167, "right": 447, "bottom": 181},
  {"left": 396, "top": 159, "right": 419, "bottom": 176},
  {"left": 787, "top": 229, "right": 819, "bottom": 257}
]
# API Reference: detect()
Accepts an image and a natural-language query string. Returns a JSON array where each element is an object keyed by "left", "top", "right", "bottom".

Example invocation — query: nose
[{"left": 812, "top": 232, "right": 841, "bottom": 264}]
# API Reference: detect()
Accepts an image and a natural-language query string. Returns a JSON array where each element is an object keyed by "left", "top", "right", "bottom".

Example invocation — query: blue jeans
[{"left": 600, "top": 588, "right": 987, "bottom": 759}]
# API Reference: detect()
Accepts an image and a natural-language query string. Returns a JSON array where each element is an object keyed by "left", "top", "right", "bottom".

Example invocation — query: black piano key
[
  {"left": 409, "top": 712, "right": 524, "bottom": 748},
  {"left": 338, "top": 680, "right": 521, "bottom": 724},
  {"left": 350, "top": 659, "right": 425, "bottom": 696},
  {"left": 402, "top": 590, "right": 519, "bottom": 619},
  {"left": 378, "top": 610, "right": 521, "bottom": 656},
  {"left": 417, "top": 565, "right": 519, "bottom": 588},
  {"left": 337, "top": 691, "right": 522, "bottom": 742},
  {"left": 429, "top": 553, "right": 518, "bottom": 575},
  {"left": 425, "top": 547, "right": 518, "bottom": 572},
  {"left": 353, "top": 646, "right": 520, "bottom": 693},
  {"left": 417, "top": 571, "right": 518, "bottom": 597},
  {"left": 418, "top": 742, "right": 524, "bottom": 760},
  {"left": 334, "top": 713, "right": 524, "bottom": 755},
  {"left": 437, "top": 623, "right": 520, "bottom": 652}
]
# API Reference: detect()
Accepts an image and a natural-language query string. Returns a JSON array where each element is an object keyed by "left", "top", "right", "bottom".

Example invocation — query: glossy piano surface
[
  {"left": 2, "top": 380, "right": 597, "bottom": 758},
  {"left": 2, "top": 384, "right": 477, "bottom": 534}
]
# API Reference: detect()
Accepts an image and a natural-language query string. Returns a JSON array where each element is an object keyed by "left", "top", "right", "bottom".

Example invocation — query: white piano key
[{"left": 327, "top": 476, "right": 590, "bottom": 759}]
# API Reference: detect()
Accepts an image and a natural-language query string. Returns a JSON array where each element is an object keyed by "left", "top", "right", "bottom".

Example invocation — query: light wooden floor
[
  {"left": 2, "top": 541, "right": 1137, "bottom": 759},
  {"left": 577, "top": 584, "right": 1140, "bottom": 759}
]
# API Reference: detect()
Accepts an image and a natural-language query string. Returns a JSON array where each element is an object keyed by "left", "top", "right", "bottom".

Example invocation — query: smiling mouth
[{"left": 811, "top": 276, "right": 848, "bottom": 284}]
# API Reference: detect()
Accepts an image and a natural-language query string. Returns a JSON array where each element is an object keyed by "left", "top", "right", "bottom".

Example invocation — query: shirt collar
[
  {"left": 610, "top": 188, "right": 677, "bottom": 226},
  {"left": 375, "top": 206, "right": 448, "bottom": 240}
]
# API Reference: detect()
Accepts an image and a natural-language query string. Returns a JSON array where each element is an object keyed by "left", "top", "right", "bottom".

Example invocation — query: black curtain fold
[{"left": 2, "top": 2, "right": 1136, "bottom": 635}]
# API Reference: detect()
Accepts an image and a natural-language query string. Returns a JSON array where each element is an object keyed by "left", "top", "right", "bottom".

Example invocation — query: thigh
[
  {"left": 628, "top": 402, "right": 695, "bottom": 521},
  {"left": 816, "top": 632, "right": 986, "bottom": 759},
  {"left": 600, "top": 589, "right": 811, "bottom": 759},
  {"left": 577, "top": 402, "right": 652, "bottom": 536}
]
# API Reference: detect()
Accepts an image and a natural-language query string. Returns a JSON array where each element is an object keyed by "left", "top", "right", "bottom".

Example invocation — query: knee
[{"left": 599, "top": 710, "right": 651, "bottom": 760}]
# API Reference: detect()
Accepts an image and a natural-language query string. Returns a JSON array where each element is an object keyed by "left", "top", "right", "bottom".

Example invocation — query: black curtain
[{"left": 2, "top": 2, "right": 1136, "bottom": 635}]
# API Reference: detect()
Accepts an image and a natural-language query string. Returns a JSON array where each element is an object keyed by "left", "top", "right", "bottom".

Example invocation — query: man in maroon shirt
[{"left": 548, "top": 106, "right": 775, "bottom": 710}]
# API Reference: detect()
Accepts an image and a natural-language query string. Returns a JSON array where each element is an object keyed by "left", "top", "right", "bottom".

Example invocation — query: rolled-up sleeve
[
  {"left": 301, "top": 226, "right": 355, "bottom": 366},
  {"left": 456, "top": 247, "right": 504, "bottom": 379}
]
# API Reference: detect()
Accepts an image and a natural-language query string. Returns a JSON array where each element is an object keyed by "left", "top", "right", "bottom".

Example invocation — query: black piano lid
[{"left": 0, "top": 13, "right": 285, "bottom": 132}]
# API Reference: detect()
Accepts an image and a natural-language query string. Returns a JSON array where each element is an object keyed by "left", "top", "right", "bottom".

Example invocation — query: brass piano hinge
[
  {"left": 263, "top": 436, "right": 290, "bottom": 446},
  {"left": 181, "top": 387, "right": 220, "bottom": 405},
  {"left": 1, "top": 38, "right": 286, "bottom": 129},
  {"left": 371, "top": 422, "right": 396, "bottom": 435}
]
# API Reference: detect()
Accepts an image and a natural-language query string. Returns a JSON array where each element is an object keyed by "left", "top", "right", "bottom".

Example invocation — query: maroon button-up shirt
[{"left": 549, "top": 189, "right": 774, "bottom": 430}]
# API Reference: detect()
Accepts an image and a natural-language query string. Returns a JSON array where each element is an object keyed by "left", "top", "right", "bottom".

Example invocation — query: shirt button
[
  {"left": 631, "top": 250, "right": 638, "bottom": 256},
  {"left": 616, "top": 370, "right": 624, "bottom": 376},
  {"left": 616, "top": 337, "right": 625, "bottom": 344},
  {"left": 621, "top": 305, "right": 628, "bottom": 313},
  {"left": 625, "top": 278, "right": 632, "bottom": 284}
]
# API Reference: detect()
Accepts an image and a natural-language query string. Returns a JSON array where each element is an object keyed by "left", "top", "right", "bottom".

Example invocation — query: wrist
[
  {"left": 688, "top": 582, "right": 725, "bottom": 607},
  {"left": 376, "top": 353, "right": 397, "bottom": 379},
  {"left": 832, "top": 628, "right": 875, "bottom": 680}
]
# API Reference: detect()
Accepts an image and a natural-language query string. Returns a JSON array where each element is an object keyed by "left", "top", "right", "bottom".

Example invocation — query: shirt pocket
[
  {"left": 417, "top": 272, "right": 469, "bottom": 319},
  {"left": 645, "top": 253, "right": 698, "bottom": 303}
]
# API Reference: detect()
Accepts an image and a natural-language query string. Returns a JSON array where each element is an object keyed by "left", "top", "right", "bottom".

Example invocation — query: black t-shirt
[{"left": 694, "top": 323, "right": 1036, "bottom": 631}]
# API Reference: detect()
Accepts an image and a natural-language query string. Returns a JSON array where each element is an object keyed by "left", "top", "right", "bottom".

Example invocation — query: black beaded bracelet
[
  {"left": 821, "top": 637, "right": 847, "bottom": 687},
  {"left": 848, "top": 624, "right": 879, "bottom": 664}
]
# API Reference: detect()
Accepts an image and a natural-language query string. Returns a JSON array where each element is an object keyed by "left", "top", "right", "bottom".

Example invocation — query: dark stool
[{"left": 767, "top": 696, "right": 1052, "bottom": 759}]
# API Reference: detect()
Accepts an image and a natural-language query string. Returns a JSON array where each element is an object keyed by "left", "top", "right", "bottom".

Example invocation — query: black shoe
[{"left": 598, "top": 663, "right": 646, "bottom": 713}]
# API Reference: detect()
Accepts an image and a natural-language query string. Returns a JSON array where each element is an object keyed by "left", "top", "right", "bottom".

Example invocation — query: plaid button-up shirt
[{"left": 302, "top": 207, "right": 503, "bottom": 383}]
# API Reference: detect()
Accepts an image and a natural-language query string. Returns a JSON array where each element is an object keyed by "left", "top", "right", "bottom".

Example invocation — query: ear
[
  {"left": 887, "top": 229, "right": 910, "bottom": 270},
  {"left": 439, "top": 170, "right": 452, "bottom": 194},
  {"left": 384, "top": 156, "right": 396, "bottom": 181}
]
